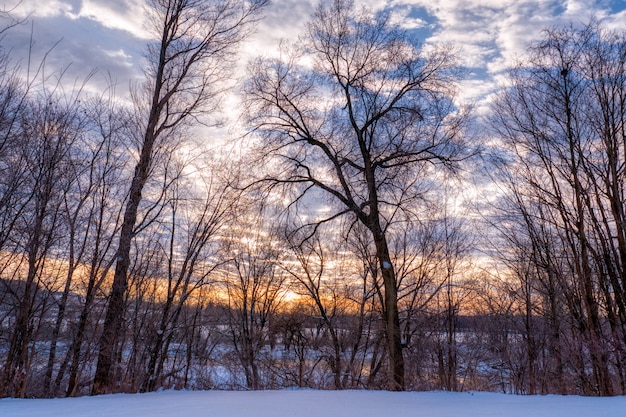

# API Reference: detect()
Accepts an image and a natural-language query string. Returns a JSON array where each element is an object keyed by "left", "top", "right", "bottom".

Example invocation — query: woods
[{"left": 1, "top": 0, "right": 626, "bottom": 398}]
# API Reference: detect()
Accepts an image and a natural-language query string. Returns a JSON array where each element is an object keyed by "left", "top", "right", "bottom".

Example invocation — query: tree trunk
[
  {"left": 371, "top": 224, "right": 404, "bottom": 391},
  {"left": 92, "top": 156, "right": 152, "bottom": 394}
]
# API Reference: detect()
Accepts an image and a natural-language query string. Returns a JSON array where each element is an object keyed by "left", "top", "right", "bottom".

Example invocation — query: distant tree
[
  {"left": 281, "top": 229, "right": 376, "bottom": 389},
  {"left": 140, "top": 162, "right": 235, "bottom": 392},
  {"left": 244, "top": 0, "right": 467, "bottom": 390},
  {"left": 221, "top": 206, "right": 286, "bottom": 390}
]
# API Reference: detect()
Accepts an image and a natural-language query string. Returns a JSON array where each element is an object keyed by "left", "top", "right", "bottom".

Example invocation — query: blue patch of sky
[
  {"left": 551, "top": 1, "right": 567, "bottom": 16},
  {"left": 465, "top": 66, "right": 491, "bottom": 81},
  {"left": 606, "top": 0, "right": 626, "bottom": 14},
  {"left": 405, "top": 5, "right": 437, "bottom": 42},
  {"left": 386, "top": 4, "right": 437, "bottom": 45}
]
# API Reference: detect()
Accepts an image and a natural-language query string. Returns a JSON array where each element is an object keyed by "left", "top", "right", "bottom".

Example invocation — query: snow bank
[{"left": 1, "top": 389, "right": 625, "bottom": 417}]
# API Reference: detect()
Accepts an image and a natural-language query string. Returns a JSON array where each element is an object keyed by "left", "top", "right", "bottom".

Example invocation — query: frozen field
[{"left": 1, "top": 389, "right": 625, "bottom": 417}]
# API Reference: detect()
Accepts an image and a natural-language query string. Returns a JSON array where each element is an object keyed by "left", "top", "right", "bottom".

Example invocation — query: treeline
[{"left": 0, "top": 0, "right": 626, "bottom": 398}]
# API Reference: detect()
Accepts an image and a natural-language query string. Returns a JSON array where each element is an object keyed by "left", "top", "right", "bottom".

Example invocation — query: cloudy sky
[{"left": 3, "top": 0, "right": 626, "bottom": 113}]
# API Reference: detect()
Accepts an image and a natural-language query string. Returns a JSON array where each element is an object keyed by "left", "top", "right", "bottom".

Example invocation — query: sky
[
  {"left": 3, "top": 0, "right": 625, "bottom": 112},
  {"left": 2, "top": 389, "right": 626, "bottom": 417}
]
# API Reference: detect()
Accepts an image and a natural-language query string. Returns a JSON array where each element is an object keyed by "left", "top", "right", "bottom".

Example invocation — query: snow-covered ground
[{"left": 2, "top": 390, "right": 625, "bottom": 417}]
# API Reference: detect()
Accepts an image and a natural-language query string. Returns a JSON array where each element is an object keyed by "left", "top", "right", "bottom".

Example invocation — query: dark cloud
[{"left": 2, "top": 11, "right": 145, "bottom": 97}]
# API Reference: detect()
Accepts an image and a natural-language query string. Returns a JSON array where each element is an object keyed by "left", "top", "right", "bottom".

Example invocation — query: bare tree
[
  {"left": 93, "top": 0, "right": 267, "bottom": 394},
  {"left": 140, "top": 162, "right": 235, "bottom": 392},
  {"left": 62, "top": 94, "right": 129, "bottom": 397},
  {"left": 1, "top": 83, "right": 86, "bottom": 397},
  {"left": 489, "top": 22, "right": 626, "bottom": 395},
  {"left": 221, "top": 206, "right": 286, "bottom": 390},
  {"left": 280, "top": 227, "right": 377, "bottom": 389},
  {"left": 244, "top": 0, "right": 466, "bottom": 390}
]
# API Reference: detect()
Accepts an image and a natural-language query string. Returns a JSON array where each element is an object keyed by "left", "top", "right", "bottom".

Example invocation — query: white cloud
[
  {"left": 389, "top": 5, "right": 429, "bottom": 30},
  {"left": 382, "top": 0, "right": 625, "bottom": 106},
  {"left": 604, "top": 8, "right": 626, "bottom": 30},
  {"left": 238, "top": 0, "right": 624, "bottom": 114},
  {"left": 8, "top": 0, "right": 150, "bottom": 39},
  {"left": 4, "top": 0, "right": 625, "bottom": 111},
  {"left": 73, "top": 0, "right": 150, "bottom": 39},
  {"left": 243, "top": 0, "right": 315, "bottom": 57},
  {"left": 7, "top": 0, "right": 76, "bottom": 19}
]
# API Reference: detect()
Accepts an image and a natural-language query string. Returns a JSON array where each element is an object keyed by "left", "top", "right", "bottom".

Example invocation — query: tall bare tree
[
  {"left": 244, "top": 0, "right": 466, "bottom": 390},
  {"left": 63, "top": 94, "right": 129, "bottom": 397},
  {"left": 490, "top": 22, "right": 626, "bottom": 395},
  {"left": 93, "top": 0, "right": 267, "bottom": 394}
]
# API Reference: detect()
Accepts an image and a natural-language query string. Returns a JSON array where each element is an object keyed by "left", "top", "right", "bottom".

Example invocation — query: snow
[{"left": 2, "top": 390, "right": 625, "bottom": 417}]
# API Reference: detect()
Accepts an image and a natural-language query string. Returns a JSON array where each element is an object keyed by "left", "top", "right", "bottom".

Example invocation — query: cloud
[
  {"left": 604, "top": 8, "right": 626, "bottom": 29},
  {"left": 1, "top": 10, "right": 144, "bottom": 99},
  {"left": 245, "top": 0, "right": 316, "bottom": 55},
  {"left": 7, "top": 0, "right": 149, "bottom": 39},
  {"left": 7, "top": 0, "right": 77, "bottom": 19},
  {"left": 238, "top": 0, "right": 625, "bottom": 115},
  {"left": 383, "top": 0, "right": 626, "bottom": 106},
  {"left": 2, "top": 0, "right": 624, "bottom": 111},
  {"left": 72, "top": 0, "right": 150, "bottom": 39}
]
